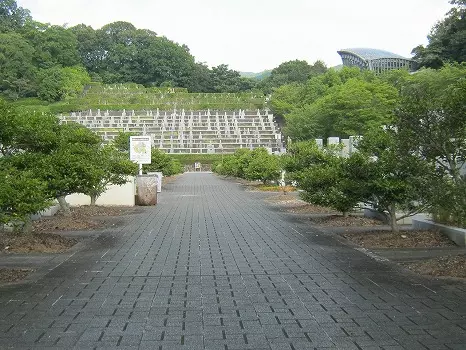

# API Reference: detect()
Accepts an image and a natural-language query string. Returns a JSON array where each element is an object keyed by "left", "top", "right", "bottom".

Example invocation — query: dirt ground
[
  {"left": 0, "top": 232, "right": 78, "bottom": 253},
  {"left": 0, "top": 269, "right": 31, "bottom": 283},
  {"left": 308, "top": 215, "right": 382, "bottom": 227},
  {"left": 33, "top": 205, "right": 140, "bottom": 233},
  {"left": 341, "top": 230, "right": 456, "bottom": 248},
  {"left": 404, "top": 255, "right": 466, "bottom": 279}
]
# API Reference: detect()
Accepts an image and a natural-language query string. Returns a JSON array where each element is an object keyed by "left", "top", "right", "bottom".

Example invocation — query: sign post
[{"left": 130, "top": 136, "right": 152, "bottom": 174}]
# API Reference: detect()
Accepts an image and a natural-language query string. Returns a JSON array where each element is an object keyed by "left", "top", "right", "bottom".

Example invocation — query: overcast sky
[{"left": 17, "top": 0, "right": 451, "bottom": 72}]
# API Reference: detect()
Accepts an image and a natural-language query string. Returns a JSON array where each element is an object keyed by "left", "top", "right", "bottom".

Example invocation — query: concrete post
[{"left": 136, "top": 175, "right": 157, "bottom": 206}]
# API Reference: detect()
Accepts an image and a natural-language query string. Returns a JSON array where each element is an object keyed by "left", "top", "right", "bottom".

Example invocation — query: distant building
[{"left": 337, "top": 48, "right": 416, "bottom": 73}]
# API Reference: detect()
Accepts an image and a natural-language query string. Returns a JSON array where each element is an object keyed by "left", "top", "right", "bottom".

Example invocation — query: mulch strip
[
  {"left": 0, "top": 268, "right": 31, "bottom": 283},
  {"left": 33, "top": 206, "right": 139, "bottom": 233},
  {"left": 309, "top": 215, "right": 382, "bottom": 227},
  {"left": 404, "top": 255, "right": 466, "bottom": 279},
  {"left": 288, "top": 204, "right": 338, "bottom": 214},
  {"left": 341, "top": 230, "right": 456, "bottom": 248},
  {"left": 0, "top": 232, "right": 78, "bottom": 253}
]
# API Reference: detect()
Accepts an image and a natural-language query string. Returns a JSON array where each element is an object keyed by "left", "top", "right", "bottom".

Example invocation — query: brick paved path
[{"left": 1, "top": 173, "right": 465, "bottom": 349}]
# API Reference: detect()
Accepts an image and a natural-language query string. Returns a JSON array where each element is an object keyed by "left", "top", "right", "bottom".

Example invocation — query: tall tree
[
  {"left": 412, "top": 0, "right": 466, "bottom": 68},
  {"left": 0, "top": 0, "right": 31, "bottom": 33},
  {"left": 27, "top": 24, "right": 80, "bottom": 69},
  {"left": 284, "top": 76, "right": 398, "bottom": 140},
  {"left": 0, "top": 33, "right": 37, "bottom": 99},
  {"left": 261, "top": 60, "right": 328, "bottom": 93}
]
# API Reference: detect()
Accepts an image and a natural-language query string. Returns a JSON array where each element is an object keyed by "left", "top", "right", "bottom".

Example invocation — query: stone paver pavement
[{"left": 1, "top": 173, "right": 465, "bottom": 349}]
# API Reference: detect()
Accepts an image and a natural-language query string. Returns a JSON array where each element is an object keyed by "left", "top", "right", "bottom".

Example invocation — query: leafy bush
[{"left": 144, "top": 148, "right": 183, "bottom": 176}]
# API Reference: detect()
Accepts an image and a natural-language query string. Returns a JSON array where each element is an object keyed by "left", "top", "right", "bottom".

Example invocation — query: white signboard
[{"left": 130, "top": 136, "right": 151, "bottom": 164}]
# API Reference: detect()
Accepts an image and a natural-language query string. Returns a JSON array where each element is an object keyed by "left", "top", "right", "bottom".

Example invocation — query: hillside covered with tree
[{"left": 0, "top": 0, "right": 264, "bottom": 101}]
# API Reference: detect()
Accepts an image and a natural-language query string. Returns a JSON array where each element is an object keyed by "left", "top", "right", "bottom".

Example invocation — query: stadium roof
[{"left": 338, "top": 48, "right": 409, "bottom": 61}]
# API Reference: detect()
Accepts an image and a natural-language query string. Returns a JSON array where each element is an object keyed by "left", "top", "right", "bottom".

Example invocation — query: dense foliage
[
  {"left": 0, "top": 100, "right": 137, "bottom": 232},
  {"left": 281, "top": 64, "right": 466, "bottom": 231},
  {"left": 0, "top": 0, "right": 280, "bottom": 102},
  {"left": 412, "top": 0, "right": 466, "bottom": 68},
  {"left": 271, "top": 67, "right": 400, "bottom": 140},
  {"left": 214, "top": 148, "right": 281, "bottom": 184}
]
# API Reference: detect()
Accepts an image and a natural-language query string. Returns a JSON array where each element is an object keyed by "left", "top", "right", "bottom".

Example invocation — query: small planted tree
[
  {"left": 396, "top": 65, "right": 466, "bottom": 227},
  {"left": 0, "top": 165, "right": 51, "bottom": 233},
  {"left": 244, "top": 148, "right": 281, "bottom": 184},
  {"left": 144, "top": 148, "right": 183, "bottom": 176},
  {"left": 355, "top": 128, "right": 435, "bottom": 232},
  {"left": 81, "top": 145, "right": 138, "bottom": 205},
  {"left": 30, "top": 122, "right": 103, "bottom": 215},
  {"left": 283, "top": 141, "right": 364, "bottom": 216},
  {"left": 112, "top": 131, "right": 138, "bottom": 152}
]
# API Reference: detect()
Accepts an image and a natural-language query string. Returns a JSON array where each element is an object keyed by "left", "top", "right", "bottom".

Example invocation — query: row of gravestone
[
  {"left": 60, "top": 109, "right": 284, "bottom": 154},
  {"left": 314, "top": 136, "right": 360, "bottom": 157}
]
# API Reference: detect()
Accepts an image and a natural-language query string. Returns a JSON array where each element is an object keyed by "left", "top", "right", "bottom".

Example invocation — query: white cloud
[{"left": 17, "top": 0, "right": 451, "bottom": 72}]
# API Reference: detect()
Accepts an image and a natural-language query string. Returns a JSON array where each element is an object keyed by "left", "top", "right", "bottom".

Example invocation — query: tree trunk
[
  {"left": 342, "top": 211, "right": 349, "bottom": 218},
  {"left": 57, "top": 196, "right": 71, "bottom": 216},
  {"left": 21, "top": 216, "right": 33, "bottom": 235},
  {"left": 90, "top": 194, "right": 97, "bottom": 206},
  {"left": 388, "top": 204, "right": 399, "bottom": 233}
]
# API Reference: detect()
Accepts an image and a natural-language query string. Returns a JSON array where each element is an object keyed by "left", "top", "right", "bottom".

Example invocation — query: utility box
[{"left": 136, "top": 175, "right": 157, "bottom": 205}]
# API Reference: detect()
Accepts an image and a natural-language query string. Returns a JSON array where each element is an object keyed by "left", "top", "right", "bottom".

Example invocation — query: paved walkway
[{"left": 1, "top": 173, "right": 465, "bottom": 350}]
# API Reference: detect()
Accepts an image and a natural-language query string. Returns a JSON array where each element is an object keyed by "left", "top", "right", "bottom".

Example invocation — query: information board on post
[{"left": 130, "top": 136, "right": 152, "bottom": 165}]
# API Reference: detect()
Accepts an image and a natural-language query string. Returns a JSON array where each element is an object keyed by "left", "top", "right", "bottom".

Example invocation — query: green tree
[
  {"left": 36, "top": 66, "right": 64, "bottom": 102},
  {"left": 356, "top": 128, "right": 435, "bottom": 232},
  {"left": 36, "top": 65, "right": 91, "bottom": 102},
  {"left": 144, "top": 148, "right": 183, "bottom": 176},
  {"left": 210, "top": 64, "right": 244, "bottom": 92},
  {"left": 269, "top": 83, "right": 307, "bottom": 117},
  {"left": 0, "top": 100, "right": 60, "bottom": 155},
  {"left": 27, "top": 24, "right": 80, "bottom": 69},
  {"left": 396, "top": 64, "right": 466, "bottom": 227},
  {"left": 112, "top": 131, "right": 138, "bottom": 152},
  {"left": 261, "top": 60, "right": 328, "bottom": 93},
  {"left": 412, "top": 0, "right": 466, "bottom": 68},
  {"left": 0, "top": 0, "right": 31, "bottom": 33},
  {"left": 284, "top": 76, "right": 398, "bottom": 140},
  {"left": 0, "top": 101, "right": 60, "bottom": 232},
  {"left": 0, "top": 165, "right": 51, "bottom": 233},
  {"left": 244, "top": 148, "right": 280, "bottom": 184},
  {"left": 81, "top": 145, "right": 138, "bottom": 205},
  {"left": 283, "top": 141, "right": 363, "bottom": 216},
  {"left": 31, "top": 123, "right": 103, "bottom": 215},
  {"left": 0, "top": 33, "right": 37, "bottom": 99}
]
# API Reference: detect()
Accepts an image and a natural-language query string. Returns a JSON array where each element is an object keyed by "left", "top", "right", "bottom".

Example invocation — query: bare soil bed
[
  {"left": 0, "top": 268, "right": 31, "bottom": 283},
  {"left": 404, "top": 255, "right": 466, "bottom": 279},
  {"left": 33, "top": 206, "right": 140, "bottom": 233},
  {"left": 0, "top": 232, "right": 78, "bottom": 253},
  {"left": 247, "top": 184, "right": 296, "bottom": 192},
  {"left": 265, "top": 194, "right": 338, "bottom": 214},
  {"left": 341, "top": 230, "right": 466, "bottom": 279},
  {"left": 309, "top": 215, "right": 382, "bottom": 227},
  {"left": 341, "top": 230, "right": 456, "bottom": 248}
]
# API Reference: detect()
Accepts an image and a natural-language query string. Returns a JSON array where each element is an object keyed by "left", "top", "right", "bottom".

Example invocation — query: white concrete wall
[{"left": 66, "top": 177, "right": 135, "bottom": 207}]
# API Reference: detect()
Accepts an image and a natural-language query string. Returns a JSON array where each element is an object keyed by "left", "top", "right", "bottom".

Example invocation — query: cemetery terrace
[{"left": 60, "top": 108, "right": 285, "bottom": 154}]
